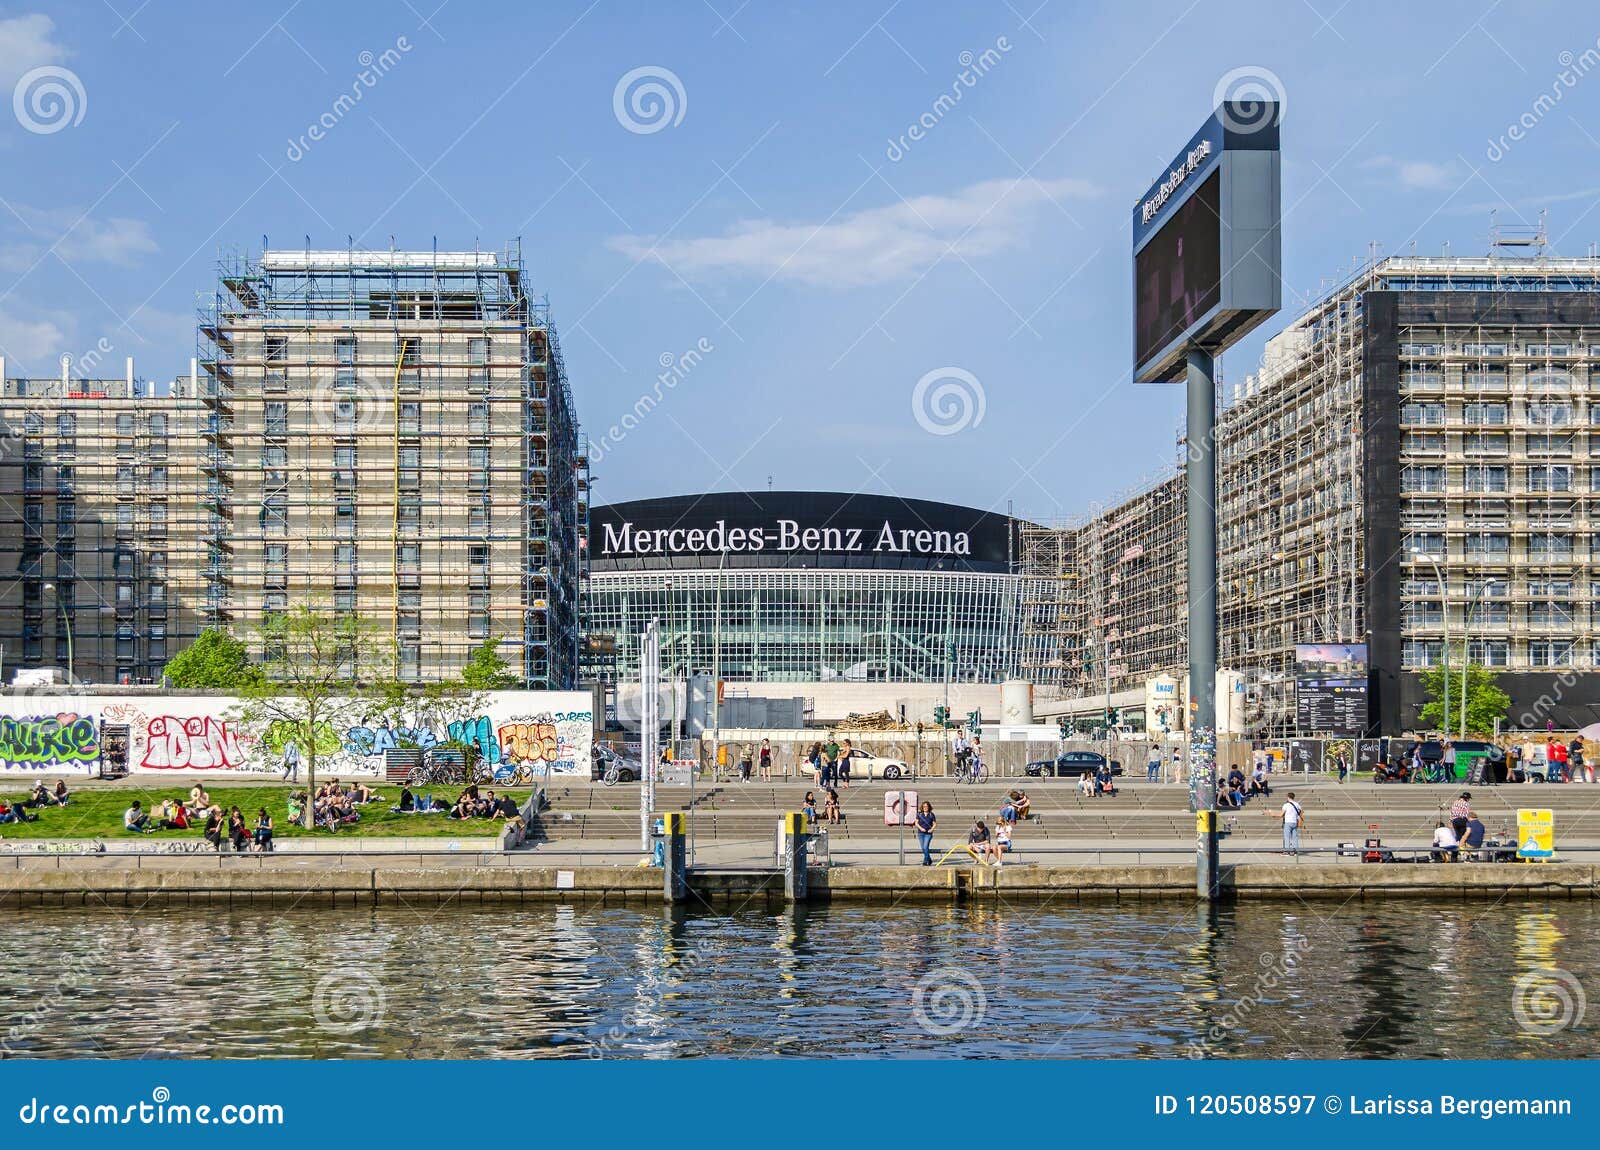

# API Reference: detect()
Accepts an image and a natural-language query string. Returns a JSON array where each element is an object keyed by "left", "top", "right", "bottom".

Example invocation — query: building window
[
  {"left": 1465, "top": 534, "right": 1510, "bottom": 556},
  {"left": 1463, "top": 402, "right": 1508, "bottom": 425},
  {"left": 1467, "top": 640, "right": 1509, "bottom": 667},
  {"left": 1406, "top": 533, "right": 1446, "bottom": 557},
  {"left": 265, "top": 401, "right": 289, "bottom": 436},
  {"left": 1530, "top": 640, "right": 1576, "bottom": 667},
  {"left": 1529, "top": 464, "right": 1572, "bottom": 492},
  {"left": 468, "top": 337, "right": 490, "bottom": 364},
  {"left": 1402, "top": 466, "right": 1445, "bottom": 493},
  {"left": 1402, "top": 639, "right": 1443, "bottom": 668},
  {"left": 265, "top": 335, "right": 288, "bottom": 362},
  {"left": 335, "top": 495, "right": 356, "bottom": 537},
  {"left": 55, "top": 413, "right": 75, "bottom": 437},
  {"left": 1527, "top": 402, "right": 1572, "bottom": 426},
  {"left": 335, "top": 337, "right": 356, "bottom": 365},
  {"left": 399, "top": 401, "right": 421, "bottom": 435},
  {"left": 1401, "top": 402, "right": 1445, "bottom": 425},
  {"left": 1464, "top": 465, "right": 1506, "bottom": 492},
  {"left": 1528, "top": 534, "right": 1573, "bottom": 559},
  {"left": 399, "top": 645, "right": 421, "bottom": 681},
  {"left": 262, "top": 444, "right": 287, "bottom": 468}
]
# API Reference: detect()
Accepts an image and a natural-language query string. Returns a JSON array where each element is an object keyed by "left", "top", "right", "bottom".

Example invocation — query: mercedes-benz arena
[{"left": 584, "top": 492, "right": 1052, "bottom": 684}]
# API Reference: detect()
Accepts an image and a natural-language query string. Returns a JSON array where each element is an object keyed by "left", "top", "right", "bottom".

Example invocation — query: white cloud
[
  {"left": 0, "top": 13, "right": 71, "bottom": 91},
  {"left": 0, "top": 207, "right": 158, "bottom": 271},
  {"left": 0, "top": 308, "right": 69, "bottom": 369},
  {"left": 608, "top": 176, "right": 1097, "bottom": 287},
  {"left": 1362, "top": 155, "right": 1461, "bottom": 193}
]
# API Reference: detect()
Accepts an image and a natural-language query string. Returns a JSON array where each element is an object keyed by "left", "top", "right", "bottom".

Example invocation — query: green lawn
[{"left": 0, "top": 782, "right": 538, "bottom": 840}]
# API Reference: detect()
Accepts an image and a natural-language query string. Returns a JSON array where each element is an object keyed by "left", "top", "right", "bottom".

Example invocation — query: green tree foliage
[
  {"left": 1417, "top": 662, "right": 1511, "bottom": 736},
  {"left": 233, "top": 605, "right": 383, "bottom": 827},
  {"left": 460, "top": 639, "right": 521, "bottom": 691},
  {"left": 161, "top": 629, "right": 265, "bottom": 690}
]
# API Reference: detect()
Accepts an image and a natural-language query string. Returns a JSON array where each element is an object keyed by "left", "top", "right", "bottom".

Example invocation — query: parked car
[
  {"left": 1024, "top": 750, "right": 1122, "bottom": 778},
  {"left": 839, "top": 749, "right": 912, "bottom": 780},
  {"left": 590, "top": 745, "right": 641, "bottom": 783}
]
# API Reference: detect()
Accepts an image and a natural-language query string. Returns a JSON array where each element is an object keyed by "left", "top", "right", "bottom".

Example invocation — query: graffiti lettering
[
  {"left": 140, "top": 715, "right": 245, "bottom": 770},
  {"left": 498, "top": 721, "right": 559, "bottom": 763},
  {"left": 0, "top": 714, "right": 98, "bottom": 766},
  {"left": 343, "top": 724, "right": 439, "bottom": 757}
]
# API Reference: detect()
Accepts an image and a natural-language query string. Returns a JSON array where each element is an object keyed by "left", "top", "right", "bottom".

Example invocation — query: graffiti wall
[{"left": 0, "top": 692, "right": 595, "bottom": 777}]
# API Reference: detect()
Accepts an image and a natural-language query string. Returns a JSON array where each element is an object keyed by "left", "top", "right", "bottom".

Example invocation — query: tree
[
  {"left": 1417, "top": 662, "right": 1510, "bottom": 736},
  {"left": 460, "top": 639, "right": 521, "bottom": 691},
  {"left": 233, "top": 605, "right": 384, "bottom": 828},
  {"left": 162, "top": 629, "right": 266, "bottom": 690}
]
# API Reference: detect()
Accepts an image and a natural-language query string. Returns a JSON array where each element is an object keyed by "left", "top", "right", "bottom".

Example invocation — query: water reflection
[{"left": 2, "top": 900, "right": 1597, "bottom": 1059}]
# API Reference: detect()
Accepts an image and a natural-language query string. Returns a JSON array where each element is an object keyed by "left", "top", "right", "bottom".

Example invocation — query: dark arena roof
[{"left": 588, "top": 491, "right": 1021, "bottom": 573}]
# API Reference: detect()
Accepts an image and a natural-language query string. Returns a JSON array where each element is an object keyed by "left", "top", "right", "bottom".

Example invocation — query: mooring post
[
  {"left": 781, "top": 811, "right": 808, "bottom": 903},
  {"left": 662, "top": 811, "right": 686, "bottom": 904}
]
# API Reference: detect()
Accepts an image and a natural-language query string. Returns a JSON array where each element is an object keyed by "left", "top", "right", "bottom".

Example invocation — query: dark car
[
  {"left": 590, "top": 746, "right": 641, "bottom": 783},
  {"left": 1025, "top": 750, "right": 1123, "bottom": 778}
]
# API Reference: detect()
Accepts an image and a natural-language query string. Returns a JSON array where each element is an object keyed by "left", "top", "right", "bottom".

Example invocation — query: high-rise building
[
  {"left": 0, "top": 362, "right": 206, "bottom": 684},
  {"left": 196, "top": 247, "right": 586, "bottom": 687}
]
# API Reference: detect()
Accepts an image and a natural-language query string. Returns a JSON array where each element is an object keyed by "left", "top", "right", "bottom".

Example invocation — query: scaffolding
[{"left": 196, "top": 241, "right": 584, "bottom": 688}]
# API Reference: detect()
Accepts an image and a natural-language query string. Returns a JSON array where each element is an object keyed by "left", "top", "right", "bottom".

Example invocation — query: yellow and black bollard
[
  {"left": 780, "top": 811, "right": 808, "bottom": 902},
  {"left": 661, "top": 811, "right": 687, "bottom": 904}
]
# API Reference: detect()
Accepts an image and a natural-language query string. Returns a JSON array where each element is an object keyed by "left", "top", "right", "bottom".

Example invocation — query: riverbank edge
[{"left": 0, "top": 859, "right": 1592, "bottom": 906}]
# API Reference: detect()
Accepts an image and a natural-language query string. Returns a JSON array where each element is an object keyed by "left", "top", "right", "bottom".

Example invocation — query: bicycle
[{"left": 600, "top": 760, "right": 622, "bottom": 787}]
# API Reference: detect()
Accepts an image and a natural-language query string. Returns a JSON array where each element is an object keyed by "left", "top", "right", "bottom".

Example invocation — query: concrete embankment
[{"left": 1, "top": 853, "right": 1594, "bottom": 907}]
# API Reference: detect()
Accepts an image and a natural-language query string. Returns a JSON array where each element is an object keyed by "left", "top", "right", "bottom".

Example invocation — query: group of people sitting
[
  {"left": 800, "top": 788, "right": 843, "bottom": 826},
  {"left": 1216, "top": 762, "right": 1273, "bottom": 810},
  {"left": 1076, "top": 766, "right": 1118, "bottom": 798},
  {"left": 124, "top": 797, "right": 274, "bottom": 851},
  {"left": 287, "top": 779, "right": 380, "bottom": 831},
  {"left": 0, "top": 779, "right": 70, "bottom": 824},
  {"left": 395, "top": 784, "right": 520, "bottom": 821}
]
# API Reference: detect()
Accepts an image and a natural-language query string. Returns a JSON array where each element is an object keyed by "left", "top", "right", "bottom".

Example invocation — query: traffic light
[
  {"left": 967, "top": 709, "right": 982, "bottom": 733},
  {"left": 1057, "top": 717, "right": 1069, "bottom": 739},
  {"left": 933, "top": 705, "right": 949, "bottom": 725}
]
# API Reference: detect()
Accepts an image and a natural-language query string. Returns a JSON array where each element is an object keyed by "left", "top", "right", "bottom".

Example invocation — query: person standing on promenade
[
  {"left": 823, "top": 733, "right": 840, "bottom": 787},
  {"left": 914, "top": 801, "right": 937, "bottom": 866},
  {"left": 1147, "top": 746, "right": 1160, "bottom": 782},
  {"left": 1277, "top": 791, "right": 1304, "bottom": 856},
  {"left": 758, "top": 738, "right": 773, "bottom": 782}
]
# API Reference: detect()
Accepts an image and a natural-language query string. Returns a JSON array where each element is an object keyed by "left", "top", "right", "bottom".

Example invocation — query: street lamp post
[
  {"left": 666, "top": 577, "right": 677, "bottom": 756},
  {"left": 41, "top": 582, "right": 73, "bottom": 685},
  {"left": 1417, "top": 554, "right": 1449, "bottom": 737},
  {"left": 710, "top": 547, "right": 728, "bottom": 780},
  {"left": 1460, "top": 578, "right": 1502, "bottom": 738}
]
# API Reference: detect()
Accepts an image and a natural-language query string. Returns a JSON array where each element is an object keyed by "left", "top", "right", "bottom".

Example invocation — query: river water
[{"left": 2, "top": 900, "right": 1596, "bottom": 1059}]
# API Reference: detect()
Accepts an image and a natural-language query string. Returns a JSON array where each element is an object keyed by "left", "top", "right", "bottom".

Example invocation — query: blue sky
[{"left": 3, "top": 1, "right": 1599, "bottom": 521}]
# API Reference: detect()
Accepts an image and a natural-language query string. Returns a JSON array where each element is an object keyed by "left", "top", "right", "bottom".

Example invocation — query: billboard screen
[
  {"left": 1134, "top": 170, "right": 1221, "bottom": 370},
  {"left": 1294, "top": 643, "right": 1369, "bottom": 736}
]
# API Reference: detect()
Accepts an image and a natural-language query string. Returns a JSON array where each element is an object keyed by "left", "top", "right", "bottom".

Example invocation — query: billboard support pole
[{"left": 1187, "top": 346, "right": 1221, "bottom": 901}]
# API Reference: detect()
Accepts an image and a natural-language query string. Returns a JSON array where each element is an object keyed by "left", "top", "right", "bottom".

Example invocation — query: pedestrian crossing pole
[{"left": 1188, "top": 347, "right": 1221, "bottom": 901}]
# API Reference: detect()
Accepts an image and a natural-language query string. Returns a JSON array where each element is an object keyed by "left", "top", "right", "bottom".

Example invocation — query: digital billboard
[
  {"left": 1132, "top": 101, "right": 1282, "bottom": 382},
  {"left": 1135, "top": 170, "right": 1222, "bottom": 369},
  {"left": 1295, "top": 643, "right": 1369, "bottom": 736}
]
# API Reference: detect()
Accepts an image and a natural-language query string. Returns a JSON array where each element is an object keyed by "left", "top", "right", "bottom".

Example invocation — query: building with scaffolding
[
  {"left": 194, "top": 245, "right": 586, "bottom": 687},
  {"left": 1025, "top": 250, "right": 1600, "bottom": 736},
  {"left": 0, "top": 360, "right": 207, "bottom": 684}
]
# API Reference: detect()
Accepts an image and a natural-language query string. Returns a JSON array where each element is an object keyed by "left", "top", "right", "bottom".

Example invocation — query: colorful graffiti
[
  {"left": 0, "top": 693, "right": 594, "bottom": 775},
  {"left": 0, "top": 714, "right": 98, "bottom": 769},
  {"left": 139, "top": 715, "right": 248, "bottom": 770}
]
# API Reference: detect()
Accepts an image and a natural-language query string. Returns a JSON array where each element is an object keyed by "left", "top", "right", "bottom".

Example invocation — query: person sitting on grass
[
  {"left": 155, "top": 799, "right": 190, "bottom": 830},
  {"left": 1, "top": 797, "right": 37, "bottom": 824},
  {"left": 347, "top": 781, "right": 378, "bottom": 805},
  {"left": 53, "top": 779, "right": 70, "bottom": 806},
  {"left": 189, "top": 784, "right": 218, "bottom": 819},
  {"left": 254, "top": 808, "right": 274, "bottom": 852},
  {"left": 494, "top": 792, "right": 520, "bottom": 819},
  {"left": 286, "top": 791, "right": 307, "bottom": 825},
  {"left": 29, "top": 781, "right": 63, "bottom": 808},
  {"left": 123, "top": 800, "right": 152, "bottom": 834},
  {"left": 396, "top": 787, "right": 416, "bottom": 813}
]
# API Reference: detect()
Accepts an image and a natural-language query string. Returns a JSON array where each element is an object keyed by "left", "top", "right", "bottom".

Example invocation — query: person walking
[
  {"left": 1572, "top": 737, "right": 1591, "bottom": 784},
  {"left": 758, "top": 738, "right": 773, "bottom": 782},
  {"left": 280, "top": 739, "right": 300, "bottom": 783},
  {"left": 738, "top": 744, "right": 754, "bottom": 782},
  {"left": 1277, "top": 791, "right": 1304, "bottom": 856},
  {"left": 914, "top": 801, "right": 937, "bottom": 866},
  {"left": 1170, "top": 746, "right": 1183, "bottom": 783},
  {"left": 1442, "top": 740, "right": 1457, "bottom": 781}
]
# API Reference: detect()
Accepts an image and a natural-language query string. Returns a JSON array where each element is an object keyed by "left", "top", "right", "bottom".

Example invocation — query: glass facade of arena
[{"left": 586, "top": 569, "right": 1047, "bottom": 684}]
